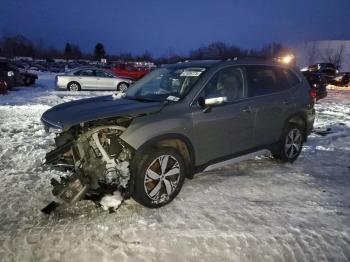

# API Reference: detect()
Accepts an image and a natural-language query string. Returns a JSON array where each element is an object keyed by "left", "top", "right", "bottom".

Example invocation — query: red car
[
  {"left": 0, "top": 80, "right": 8, "bottom": 94},
  {"left": 113, "top": 64, "right": 149, "bottom": 80}
]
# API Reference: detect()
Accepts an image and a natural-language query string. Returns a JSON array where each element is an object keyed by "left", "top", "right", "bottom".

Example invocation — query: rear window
[
  {"left": 246, "top": 65, "right": 288, "bottom": 97},
  {"left": 74, "top": 69, "right": 95, "bottom": 76}
]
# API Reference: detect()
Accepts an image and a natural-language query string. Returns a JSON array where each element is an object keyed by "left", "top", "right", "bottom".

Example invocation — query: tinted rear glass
[{"left": 246, "top": 65, "right": 288, "bottom": 97}]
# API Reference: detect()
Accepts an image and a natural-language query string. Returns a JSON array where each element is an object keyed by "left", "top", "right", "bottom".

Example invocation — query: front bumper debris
[{"left": 41, "top": 126, "right": 133, "bottom": 213}]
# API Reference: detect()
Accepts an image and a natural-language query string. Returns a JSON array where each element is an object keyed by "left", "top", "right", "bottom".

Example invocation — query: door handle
[{"left": 241, "top": 106, "right": 252, "bottom": 113}]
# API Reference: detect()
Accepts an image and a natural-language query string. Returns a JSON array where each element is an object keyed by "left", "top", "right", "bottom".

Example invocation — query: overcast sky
[{"left": 1, "top": 0, "right": 350, "bottom": 57}]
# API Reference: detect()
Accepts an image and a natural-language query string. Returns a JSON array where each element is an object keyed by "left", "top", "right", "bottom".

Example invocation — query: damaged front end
[{"left": 44, "top": 118, "right": 134, "bottom": 208}]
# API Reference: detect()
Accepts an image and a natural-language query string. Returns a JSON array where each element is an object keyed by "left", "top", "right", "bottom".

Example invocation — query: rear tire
[
  {"left": 68, "top": 82, "right": 81, "bottom": 91},
  {"left": 272, "top": 123, "right": 304, "bottom": 163},
  {"left": 132, "top": 148, "right": 186, "bottom": 208}
]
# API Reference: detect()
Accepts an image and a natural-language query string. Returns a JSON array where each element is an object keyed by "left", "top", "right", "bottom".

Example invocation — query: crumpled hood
[{"left": 41, "top": 95, "right": 164, "bottom": 131}]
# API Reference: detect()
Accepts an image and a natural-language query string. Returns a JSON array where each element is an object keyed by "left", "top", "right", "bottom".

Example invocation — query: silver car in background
[{"left": 55, "top": 67, "right": 133, "bottom": 91}]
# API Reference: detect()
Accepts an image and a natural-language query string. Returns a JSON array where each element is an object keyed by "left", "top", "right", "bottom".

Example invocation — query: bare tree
[
  {"left": 321, "top": 44, "right": 345, "bottom": 69},
  {"left": 94, "top": 43, "right": 106, "bottom": 61},
  {"left": 64, "top": 43, "right": 72, "bottom": 60},
  {"left": 1, "top": 34, "right": 35, "bottom": 58},
  {"left": 305, "top": 42, "right": 319, "bottom": 65}
]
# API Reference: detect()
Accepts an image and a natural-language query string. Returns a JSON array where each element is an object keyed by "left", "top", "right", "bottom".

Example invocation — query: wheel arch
[
  {"left": 284, "top": 113, "right": 308, "bottom": 141},
  {"left": 134, "top": 133, "right": 195, "bottom": 179}
]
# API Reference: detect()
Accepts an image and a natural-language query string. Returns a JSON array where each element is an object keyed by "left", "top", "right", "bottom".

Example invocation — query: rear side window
[
  {"left": 283, "top": 69, "right": 301, "bottom": 87},
  {"left": 246, "top": 65, "right": 288, "bottom": 97},
  {"left": 75, "top": 69, "right": 95, "bottom": 76},
  {"left": 96, "top": 70, "right": 113, "bottom": 78}
]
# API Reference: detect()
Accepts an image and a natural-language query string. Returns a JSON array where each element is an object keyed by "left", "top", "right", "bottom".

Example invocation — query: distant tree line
[
  {"left": 0, "top": 34, "right": 289, "bottom": 64},
  {"left": 305, "top": 42, "right": 346, "bottom": 69}
]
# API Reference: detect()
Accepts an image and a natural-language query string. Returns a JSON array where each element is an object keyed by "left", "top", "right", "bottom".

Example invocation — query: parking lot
[{"left": 0, "top": 73, "right": 350, "bottom": 261}]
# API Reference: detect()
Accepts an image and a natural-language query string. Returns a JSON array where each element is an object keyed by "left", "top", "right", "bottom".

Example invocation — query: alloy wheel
[
  {"left": 119, "top": 83, "right": 128, "bottom": 92},
  {"left": 144, "top": 155, "right": 181, "bottom": 203},
  {"left": 284, "top": 128, "right": 302, "bottom": 159},
  {"left": 70, "top": 83, "right": 79, "bottom": 91}
]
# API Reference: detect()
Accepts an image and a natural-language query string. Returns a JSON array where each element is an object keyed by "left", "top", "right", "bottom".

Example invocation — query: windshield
[{"left": 125, "top": 67, "right": 206, "bottom": 102}]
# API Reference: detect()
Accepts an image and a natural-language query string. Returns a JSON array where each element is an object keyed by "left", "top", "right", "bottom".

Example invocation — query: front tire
[
  {"left": 68, "top": 82, "right": 81, "bottom": 91},
  {"left": 132, "top": 148, "right": 186, "bottom": 208},
  {"left": 117, "top": 82, "right": 129, "bottom": 92},
  {"left": 272, "top": 124, "right": 304, "bottom": 163}
]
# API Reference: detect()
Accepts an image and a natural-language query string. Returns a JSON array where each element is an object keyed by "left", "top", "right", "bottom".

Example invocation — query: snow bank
[{"left": 327, "top": 84, "right": 350, "bottom": 91}]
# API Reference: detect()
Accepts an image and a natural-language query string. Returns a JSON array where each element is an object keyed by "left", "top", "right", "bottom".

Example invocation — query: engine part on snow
[
  {"left": 41, "top": 201, "right": 60, "bottom": 214},
  {"left": 313, "top": 127, "right": 333, "bottom": 136},
  {"left": 51, "top": 173, "right": 89, "bottom": 203}
]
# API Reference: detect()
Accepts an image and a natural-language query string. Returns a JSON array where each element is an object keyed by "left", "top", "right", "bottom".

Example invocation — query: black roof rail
[{"left": 223, "top": 55, "right": 273, "bottom": 62}]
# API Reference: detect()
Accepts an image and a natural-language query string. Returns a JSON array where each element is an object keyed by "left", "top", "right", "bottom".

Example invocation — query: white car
[{"left": 55, "top": 67, "right": 133, "bottom": 91}]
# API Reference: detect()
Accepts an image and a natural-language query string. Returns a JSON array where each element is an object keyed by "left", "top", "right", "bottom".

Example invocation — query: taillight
[{"left": 310, "top": 89, "right": 317, "bottom": 102}]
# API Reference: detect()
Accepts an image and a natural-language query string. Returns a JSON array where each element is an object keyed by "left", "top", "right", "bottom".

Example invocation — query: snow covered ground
[{"left": 0, "top": 73, "right": 350, "bottom": 261}]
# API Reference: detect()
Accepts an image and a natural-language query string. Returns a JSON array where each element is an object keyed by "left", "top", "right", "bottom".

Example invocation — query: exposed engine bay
[{"left": 43, "top": 118, "right": 134, "bottom": 212}]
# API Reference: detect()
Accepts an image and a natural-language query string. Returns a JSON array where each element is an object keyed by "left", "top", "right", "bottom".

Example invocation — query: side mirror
[
  {"left": 197, "top": 96, "right": 227, "bottom": 112},
  {"left": 204, "top": 96, "right": 227, "bottom": 106}
]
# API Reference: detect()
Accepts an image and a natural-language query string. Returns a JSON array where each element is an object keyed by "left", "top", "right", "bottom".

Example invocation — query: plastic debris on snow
[{"left": 100, "top": 191, "right": 124, "bottom": 211}]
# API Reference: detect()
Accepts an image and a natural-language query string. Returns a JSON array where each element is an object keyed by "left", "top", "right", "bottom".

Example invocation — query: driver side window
[{"left": 202, "top": 67, "right": 245, "bottom": 102}]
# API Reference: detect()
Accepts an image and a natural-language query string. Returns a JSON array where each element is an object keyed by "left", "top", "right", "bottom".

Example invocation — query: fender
[{"left": 283, "top": 111, "right": 309, "bottom": 140}]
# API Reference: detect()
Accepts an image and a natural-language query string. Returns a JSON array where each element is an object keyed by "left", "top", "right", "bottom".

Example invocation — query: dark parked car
[
  {"left": 332, "top": 72, "right": 350, "bottom": 86},
  {"left": 302, "top": 72, "right": 327, "bottom": 100},
  {"left": 302, "top": 63, "right": 337, "bottom": 83},
  {"left": 0, "top": 61, "right": 38, "bottom": 88},
  {"left": 41, "top": 59, "right": 315, "bottom": 208}
]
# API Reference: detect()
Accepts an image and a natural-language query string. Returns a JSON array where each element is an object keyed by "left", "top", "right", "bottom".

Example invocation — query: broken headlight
[{"left": 48, "top": 127, "right": 63, "bottom": 133}]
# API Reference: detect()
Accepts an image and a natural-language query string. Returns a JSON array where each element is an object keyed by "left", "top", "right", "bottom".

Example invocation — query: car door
[
  {"left": 191, "top": 66, "right": 255, "bottom": 165},
  {"left": 75, "top": 69, "right": 97, "bottom": 89},
  {"left": 245, "top": 65, "right": 297, "bottom": 146},
  {"left": 95, "top": 70, "right": 117, "bottom": 90}
]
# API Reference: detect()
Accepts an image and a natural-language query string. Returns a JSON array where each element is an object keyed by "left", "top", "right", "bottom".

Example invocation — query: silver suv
[{"left": 41, "top": 59, "right": 315, "bottom": 208}]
